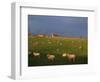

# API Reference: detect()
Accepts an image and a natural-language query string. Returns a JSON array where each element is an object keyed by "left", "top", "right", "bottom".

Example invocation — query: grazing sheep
[
  {"left": 47, "top": 54, "right": 55, "bottom": 61},
  {"left": 33, "top": 52, "right": 40, "bottom": 57},
  {"left": 62, "top": 53, "right": 76, "bottom": 62},
  {"left": 66, "top": 53, "right": 76, "bottom": 62}
]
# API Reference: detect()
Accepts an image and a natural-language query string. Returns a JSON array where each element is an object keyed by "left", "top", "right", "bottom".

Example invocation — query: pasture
[{"left": 28, "top": 36, "right": 88, "bottom": 66}]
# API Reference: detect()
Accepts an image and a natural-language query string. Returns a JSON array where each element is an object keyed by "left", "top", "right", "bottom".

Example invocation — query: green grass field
[{"left": 28, "top": 36, "right": 88, "bottom": 66}]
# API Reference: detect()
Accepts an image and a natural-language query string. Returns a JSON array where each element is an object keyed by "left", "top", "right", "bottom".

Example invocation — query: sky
[{"left": 28, "top": 15, "right": 88, "bottom": 37}]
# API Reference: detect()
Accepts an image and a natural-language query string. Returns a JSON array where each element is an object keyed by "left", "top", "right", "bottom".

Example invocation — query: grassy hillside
[{"left": 28, "top": 36, "right": 88, "bottom": 66}]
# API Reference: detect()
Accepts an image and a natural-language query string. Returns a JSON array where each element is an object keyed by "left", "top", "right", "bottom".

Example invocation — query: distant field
[{"left": 28, "top": 36, "right": 88, "bottom": 66}]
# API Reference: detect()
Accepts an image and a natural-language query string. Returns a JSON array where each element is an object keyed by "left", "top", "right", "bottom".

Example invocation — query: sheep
[
  {"left": 66, "top": 53, "right": 76, "bottom": 62},
  {"left": 33, "top": 52, "right": 40, "bottom": 57},
  {"left": 62, "top": 53, "right": 76, "bottom": 62},
  {"left": 47, "top": 54, "right": 55, "bottom": 61}
]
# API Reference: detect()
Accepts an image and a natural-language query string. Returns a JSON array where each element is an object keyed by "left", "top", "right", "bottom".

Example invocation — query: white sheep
[
  {"left": 33, "top": 52, "right": 40, "bottom": 57},
  {"left": 47, "top": 54, "right": 55, "bottom": 61},
  {"left": 62, "top": 53, "right": 76, "bottom": 62},
  {"left": 66, "top": 53, "right": 76, "bottom": 62}
]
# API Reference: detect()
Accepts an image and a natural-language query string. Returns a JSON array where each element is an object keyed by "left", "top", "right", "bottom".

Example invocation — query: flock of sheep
[{"left": 29, "top": 51, "right": 76, "bottom": 62}]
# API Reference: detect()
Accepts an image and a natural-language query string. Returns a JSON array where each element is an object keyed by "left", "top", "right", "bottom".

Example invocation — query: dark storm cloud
[{"left": 28, "top": 15, "right": 88, "bottom": 37}]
